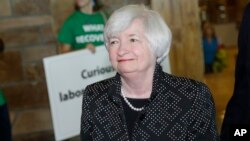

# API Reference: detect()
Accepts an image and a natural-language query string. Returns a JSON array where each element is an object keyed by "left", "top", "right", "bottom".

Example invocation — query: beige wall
[
  {"left": 214, "top": 23, "right": 238, "bottom": 47},
  {"left": 152, "top": 0, "right": 204, "bottom": 81}
]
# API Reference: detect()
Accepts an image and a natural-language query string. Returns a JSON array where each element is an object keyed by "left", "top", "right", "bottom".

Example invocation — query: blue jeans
[{"left": 0, "top": 104, "right": 12, "bottom": 141}]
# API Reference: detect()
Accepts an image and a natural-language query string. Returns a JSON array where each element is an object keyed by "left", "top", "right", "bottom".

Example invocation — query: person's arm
[
  {"left": 187, "top": 83, "right": 219, "bottom": 141},
  {"left": 58, "top": 18, "right": 74, "bottom": 54},
  {"left": 58, "top": 44, "right": 71, "bottom": 54},
  {"left": 80, "top": 86, "right": 93, "bottom": 141}
]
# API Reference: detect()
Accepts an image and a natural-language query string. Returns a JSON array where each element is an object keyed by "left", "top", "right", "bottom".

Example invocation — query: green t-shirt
[
  {"left": 0, "top": 89, "right": 6, "bottom": 106},
  {"left": 58, "top": 11, "right": 106, "bottom": 50}
]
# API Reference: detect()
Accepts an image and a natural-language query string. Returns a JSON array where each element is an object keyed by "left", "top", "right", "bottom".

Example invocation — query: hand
[
  {"left": 59, "top": 44, "right": 71, "bottom": 54},
  {"left": 86, "top": 43, "right": 96, "bottom": 54}
]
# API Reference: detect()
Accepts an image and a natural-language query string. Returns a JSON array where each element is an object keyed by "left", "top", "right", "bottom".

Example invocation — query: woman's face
[
  {"left": 75, "top": 0, "right": 90, "bottom": 8},
  {"left": 108, "top": 19, "right": 156, "bottom": 75}
]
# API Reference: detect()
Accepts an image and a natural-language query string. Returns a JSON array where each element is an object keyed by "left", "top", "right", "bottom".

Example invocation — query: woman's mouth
[{"left": 118, "top": 58, "right": 134, "bottom": 62}]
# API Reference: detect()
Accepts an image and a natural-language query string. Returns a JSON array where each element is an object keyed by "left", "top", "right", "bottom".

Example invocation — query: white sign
[
  {"left": 43, "top": 46, "right": 116, "bottom": 140},
  {"left": 43, "top": 46, "right": 171, "bottom": 141}
]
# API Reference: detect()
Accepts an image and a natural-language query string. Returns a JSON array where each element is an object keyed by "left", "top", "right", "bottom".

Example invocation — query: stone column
[
  {"left": 50, "top": 0, "right": 75, "bottom": 34},
  {"left": 152, "top": 0, "right": 204, "bottom": 81}
]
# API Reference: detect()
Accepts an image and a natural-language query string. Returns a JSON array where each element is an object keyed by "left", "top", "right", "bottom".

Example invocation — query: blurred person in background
[
  {"left": 220, "top": 3, "right": 250, "bottom": 141},
  {"left": 58, "top": 0, "right": 107, "bottom": 54},
  {"left": 0, "top": 38, "right": 12, "bottom": 141},
  {"left": 202, "top": 21, "right": 219, "bottom": 74}
]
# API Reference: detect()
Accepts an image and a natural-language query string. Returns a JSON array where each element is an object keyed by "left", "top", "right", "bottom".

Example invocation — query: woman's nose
[{"left": 118, "top": 40, "right": 129, "bottom": 56}]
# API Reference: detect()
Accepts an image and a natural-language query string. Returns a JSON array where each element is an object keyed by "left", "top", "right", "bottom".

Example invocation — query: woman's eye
[
  {"left": 110, "top": 41, "right": 116, "bottom": 44},
  {"left": 130, "top": 38, "right": 138, "bottom": 42},
  {"left": 110, "top": 40, "right": 119, "bottom": 45}
]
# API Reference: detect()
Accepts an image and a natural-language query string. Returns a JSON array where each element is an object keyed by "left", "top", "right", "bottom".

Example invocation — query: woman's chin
[{"left": 117, "top": 66, "right": 137, "bottom": 75}]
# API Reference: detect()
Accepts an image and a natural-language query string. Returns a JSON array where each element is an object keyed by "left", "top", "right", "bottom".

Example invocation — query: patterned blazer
[{"left": 80, "top": 64, "right": 219, "bottom": 141}]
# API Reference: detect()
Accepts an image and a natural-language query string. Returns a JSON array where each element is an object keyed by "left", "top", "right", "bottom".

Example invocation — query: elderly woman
[{"left": 81, "top": 5, "right": 219, "bottom": 141}]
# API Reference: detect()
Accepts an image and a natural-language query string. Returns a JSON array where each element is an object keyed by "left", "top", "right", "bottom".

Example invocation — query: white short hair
[{"left": 104, "top": 4, "right": 172, "bottom": 63}]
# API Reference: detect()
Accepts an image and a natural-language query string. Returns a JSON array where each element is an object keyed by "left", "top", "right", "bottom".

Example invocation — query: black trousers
[
  {"left": 0, "top": 104, "right": 12, "bottom": 141},
  {"left": 205, "top": 63, "right": 213, "bottom": 74}
]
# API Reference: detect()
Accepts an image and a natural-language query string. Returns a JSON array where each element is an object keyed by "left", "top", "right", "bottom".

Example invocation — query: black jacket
[
  {"left": 220, "top": 3, "right": 250, "bottom": 141},
  {"left": 81, "top": 64, "right": 219, "bottom": 141}
]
